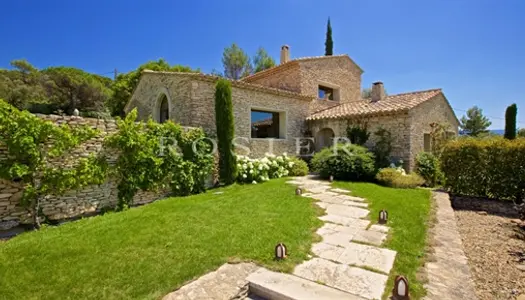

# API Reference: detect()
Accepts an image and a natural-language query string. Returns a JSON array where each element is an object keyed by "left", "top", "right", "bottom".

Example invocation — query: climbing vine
[
  {"left": 104, "top": 109, "right": 214, "bottom": 210},
  {"left": 0, "top": 99, "right": 107, "bottom": 227}
]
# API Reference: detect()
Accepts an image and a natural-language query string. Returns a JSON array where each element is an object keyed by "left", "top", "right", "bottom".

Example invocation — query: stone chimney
[
  {"left": 371, "top": 81, "right": 386, "bottom": 102},
  {"left": 280, "top": 45, "right": 290, "bottom": 65}
]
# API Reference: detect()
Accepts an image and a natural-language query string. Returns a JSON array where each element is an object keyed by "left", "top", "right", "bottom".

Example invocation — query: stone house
[{"left": 125, "top": 45, "right": 459, "bottom": 170}]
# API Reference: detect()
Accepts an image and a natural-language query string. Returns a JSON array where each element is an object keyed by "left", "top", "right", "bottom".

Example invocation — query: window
[
  {"left": 158, "top": 95, "right": 169, "bottom": 123},
  {"left": 318, "top": 85, "right": 334, "bottom": 100},
  {"left": 423, "top": 133, "right": 431, "bottom": 152},
  {"left": 251, "top": 109, "right": 286, "bottom": 139}
]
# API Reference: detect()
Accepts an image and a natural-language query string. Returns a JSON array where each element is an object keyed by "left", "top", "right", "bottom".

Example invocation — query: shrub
[
  {"left": 288, "top": 157, "right": 309, "bottom": 176},
  {"left": 373, "top": 127, "right": 393, "bottom": 168},
  {"left": 346, "top": 124, "right": 369, "bottom": 145},
  {"left": 214, "top": 79, "right": 237, "bottom": 185},
  {"left": 441, "top": 137, "right": 525, "bottom": 202},
  {"left": 311, "top": 144, "right": 376, "bottom": 181},
  {"left": 376, "top": 168, "right": 425, "bottom": 189},
  {"left": 236, "top": 153, "right": 294, "bottom": 184},
  {"left": 415, "top": 152, "right": 443, "bottom": 187}
]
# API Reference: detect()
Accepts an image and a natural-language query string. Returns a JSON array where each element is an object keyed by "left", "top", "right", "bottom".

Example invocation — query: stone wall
[
  {"left": 298, "top": 57, "right": 362, "bottom": 104},
  {"left": 189, "top": 79, "right": 311, "bottom": 157},
  {"left": 0, "top": 114, "right": 172, "bottom": 227},
  {"left": 128, "top": 72, "right": 312, "bottom": 158},
  {"left": 308, "top": 113, "right": 412, "bottom": 169},
  {"left": 409, "top": 94, "right": 460, "bottom": 167},
  {"left": 243, "top": 63, "right": 302, "bottom": 93}
]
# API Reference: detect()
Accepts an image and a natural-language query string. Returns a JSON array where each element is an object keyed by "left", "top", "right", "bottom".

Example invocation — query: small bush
[
  {"left": 236, "top": 153, "right": 295, "bottom": 184},
  {"left": 311, "top": 144, "right": 376, "bottom": 181},
  {"left": 288, "top": 157, "right": 309, "bottom": 176},
  {"left": 415, "top": 152, "right": 443, "bottom": 187},
  {"left": 376, "top": 168, "right": 425, "bottom": 189}
]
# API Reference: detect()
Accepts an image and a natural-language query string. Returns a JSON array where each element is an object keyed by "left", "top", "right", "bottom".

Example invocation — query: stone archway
[
  {"left": 315, "top": 128, "right": 335, "bottom": 151},
  {"left": 154, "top": 88, "right": 172, "bottom": 123}
]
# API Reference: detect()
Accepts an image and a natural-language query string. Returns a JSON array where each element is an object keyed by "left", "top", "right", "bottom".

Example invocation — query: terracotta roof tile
[{"left": 307, "top": 89, "right": 443, "bottom": 120}]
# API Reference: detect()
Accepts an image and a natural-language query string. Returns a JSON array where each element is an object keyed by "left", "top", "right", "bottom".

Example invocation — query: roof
[
  {"left": 140, "top": 70, "right": 314, "bottom": 101},
  {"left": 242, "top": 54, "right": 363, "bottom": 82},
  {"left": 307, "top": 89, "right": 443, "bottom": 120}
]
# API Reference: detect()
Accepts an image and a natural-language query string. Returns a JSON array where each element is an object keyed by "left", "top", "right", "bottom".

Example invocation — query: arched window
[{"left": 159, "top": 95, "right": 169, "bottom": 123}]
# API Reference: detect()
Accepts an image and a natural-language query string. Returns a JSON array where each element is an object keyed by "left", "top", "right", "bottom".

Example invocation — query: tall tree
[
  {"left": 504, "top": 103, "right": 517, "bottom": 139},
  {"left": 109, "top": 59, "right": 195, "bottom": 117},
  {"left": 460, "top": 106, "right": 492, "bottom": 136},
  {"left": 214, "top": 79, "right": 237, "bottom": 185},
  {"left": 222, "top": 43, "right": 252, "bottom": 80},
  {"left": 325, "top": 18, "right": 333, "bottom": 56},
  {"left": 253, "top": 47, "right": 276, "bottom": 73}
]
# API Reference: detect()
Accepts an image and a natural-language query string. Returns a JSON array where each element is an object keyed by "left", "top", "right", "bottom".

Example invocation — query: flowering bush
[{"left": 236, "top": 153, "right": 295, "bottom": 184}]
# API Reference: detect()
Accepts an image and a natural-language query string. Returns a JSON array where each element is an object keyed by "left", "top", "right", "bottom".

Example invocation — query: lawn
[
  {"left": 333, "top": 181, "right": 431, "bottom": 300},
  {"left": 0, "top": 178, "right": 322, "bottom": 300}
]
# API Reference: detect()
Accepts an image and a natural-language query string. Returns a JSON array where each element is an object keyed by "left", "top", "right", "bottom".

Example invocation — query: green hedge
[{"left": 441, "top": 137, "right": 525, "bottom": 201}]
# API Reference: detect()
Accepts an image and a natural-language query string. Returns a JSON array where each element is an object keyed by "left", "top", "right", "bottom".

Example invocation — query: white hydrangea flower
[
  {"left": 242, "top": 164, "right": 247, "bottom": 169},
  {"left": 252, "top": 180, "right": 257, "bottom": 184},
  {"left": 249, "top": 169, "right": 253, "bottom": 174},
  {"left": 288, "top": 162, "right": 294, "bottom": 168}
]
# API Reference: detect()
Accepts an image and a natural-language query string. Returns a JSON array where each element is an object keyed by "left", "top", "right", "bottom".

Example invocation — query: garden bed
[{"left": 454, "top": 197, "right": 525, "bottom": 299}]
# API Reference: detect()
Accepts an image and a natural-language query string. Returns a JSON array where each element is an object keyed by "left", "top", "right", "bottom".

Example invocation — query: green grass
[
  {"left": 0, "top": 178, "right": 322, "bottom": 300},
  {"left": 333, "top": 181, "right": 431, "bottom": 300}
]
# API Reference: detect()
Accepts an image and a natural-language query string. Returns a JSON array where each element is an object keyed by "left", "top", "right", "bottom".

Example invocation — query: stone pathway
[
  {"left": 163, "top": 176, "right": 397, "bottom": 300},
  {"left": 423, "top": 191, "right": 478, "bottom": 300},
  {"left": 283, "top": 176, "right": 396, "bottom": 300}
]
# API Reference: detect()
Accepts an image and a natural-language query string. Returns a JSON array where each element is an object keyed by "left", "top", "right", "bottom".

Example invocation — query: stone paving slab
[
  {"left": 247, "top": 268, "right": 366, "bottom": 300},
  {"left": 336, "top": 195, "right": 366, "bottom": 202},
  {"left": 369, "top": 224, "right": 389, "bottom": 234},
  {"left": 163, "top": 263, "right": 259, "bottom": 300},
  {"left": 325, "top": 204, "right": 369, "bottom": 219},
  {"left": 342, "top": 200, "right": 368, "bottom": 208},
  {"left": 294, "top": 258, "right": 388, "bottom": 300},
  {"left": 312, "top": 242, "right": 396, "bottom": 274},
  {"left": 331, "top": 188, "right": 351, "bottom": 193},
  {"left": 352, "top": 229, "right": 387, "bottom": 246},
  {"left": 317, "top": 229, "right": 355, "bottom": 247},
  {"left": 319, "top": 215, "right": 370, "bottom": 229}
]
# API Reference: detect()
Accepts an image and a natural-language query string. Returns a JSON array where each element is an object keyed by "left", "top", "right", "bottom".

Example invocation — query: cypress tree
[
  {"left": 504, "top": 103, "right": 517, "bottom": 139},
  {"left": 214, "top": 79, "right": 237, "bottom": 184},
  {"left": 325, "top": 18, "right": 333, "bottom": 56}
]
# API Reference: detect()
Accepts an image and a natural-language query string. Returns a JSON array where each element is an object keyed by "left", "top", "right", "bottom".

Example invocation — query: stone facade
[
  {"left": 245, "top": 56, "right": 362, "bottom": 105},
  {"left": 127, "top": 72, "right": 312, "bottom": 157},
  {"left": 307, "top": 113, "right": 413, "bottom": 168},
  {"left": 409, "top": 93, "right": 460, "bottom": 160},
  {"left": 126, "top": 53, "right": 459, "bottom": 171},
  {"left": 0, "top": 115, "right": 172, "bottom": 226}
]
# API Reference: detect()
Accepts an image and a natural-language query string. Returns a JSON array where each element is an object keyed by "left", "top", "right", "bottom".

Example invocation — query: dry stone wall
[{"left": 0, "top": 114, "right": 171, "bottom": 228}]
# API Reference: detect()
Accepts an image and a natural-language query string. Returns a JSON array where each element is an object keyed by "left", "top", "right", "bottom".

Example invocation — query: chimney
[
  {"left": 280, "top": 45, "right": 290, "bottom": 64},
  {"left": 371, "top": 81, "right": 386, "bottom": 102}
]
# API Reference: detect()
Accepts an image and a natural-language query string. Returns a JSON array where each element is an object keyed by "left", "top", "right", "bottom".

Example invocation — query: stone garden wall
[{"left": 0, "top": 114, "right": 171, "bottom": 227}]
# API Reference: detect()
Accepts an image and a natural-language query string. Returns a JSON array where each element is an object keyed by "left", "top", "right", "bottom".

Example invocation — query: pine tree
[
  {"left": 504, "top": 103, "right": 517, "bottom": 140},
  {"left": 325, "top": 18, "right": 333, "bottom": 56},
  {"left": 214, "top": 79, "right": 237, "bottom": 185},
  {"left": 459, "top": 106, "right": 492, "bottom": 136}
]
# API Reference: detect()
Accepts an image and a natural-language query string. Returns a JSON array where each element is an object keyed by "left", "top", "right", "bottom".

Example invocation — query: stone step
[
  {"left": 247, "top": 268, "right": 365, "bottom": 300},
  {"left": 312, "top": 242, "right": 397, "bottom": 274},
  {"left": 293, "top": 258, "right": 388, "bottom": 300}
]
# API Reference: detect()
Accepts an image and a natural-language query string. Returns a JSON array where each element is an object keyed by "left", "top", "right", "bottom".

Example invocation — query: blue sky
[{"left": 1, "top": 0, "right": 524, "bottom": 129}]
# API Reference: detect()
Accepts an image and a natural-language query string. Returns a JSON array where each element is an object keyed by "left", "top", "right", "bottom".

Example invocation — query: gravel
[{"left": 455, "top": 210, "right": 525, "bottom": 300}]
